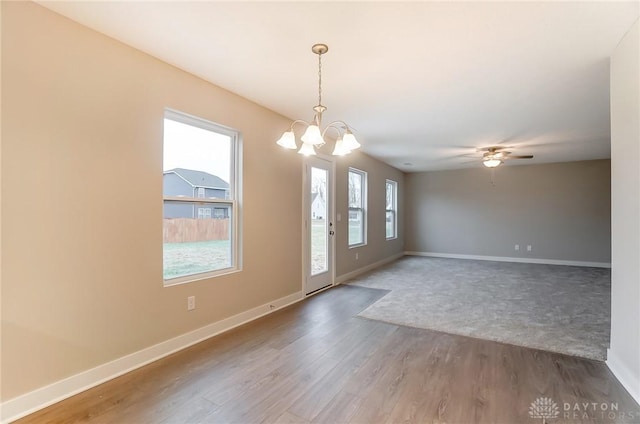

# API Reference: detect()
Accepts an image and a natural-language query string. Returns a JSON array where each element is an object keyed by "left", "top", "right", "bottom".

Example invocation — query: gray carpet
[{"left": 348, "top": 256, "right": 610, "bottom": 361}]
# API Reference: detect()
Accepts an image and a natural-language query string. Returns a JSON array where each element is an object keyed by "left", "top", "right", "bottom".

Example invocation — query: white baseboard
[
  {"left": 607, "top": 349, "right": 640, "bottom": 406},
  {"left": 405, "top": 251, "right": 611, "bottom": 268},
  {"left": 336, "top": 252, "right": 405, "bottom": 284},
  {"left": 0, "top": 291, "right": 304, "bottom": 424}
]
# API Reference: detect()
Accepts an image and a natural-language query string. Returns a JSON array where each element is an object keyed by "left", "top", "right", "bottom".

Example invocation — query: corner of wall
[
  {"left": 608, "top": 18, "right": 640, "bottom": 407},
  {"left": 607, "top": 348, "right": 640, "bottom": 405}
]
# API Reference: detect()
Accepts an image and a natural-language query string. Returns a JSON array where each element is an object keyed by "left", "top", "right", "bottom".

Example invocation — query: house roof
[{"left": 165, "top": 168, "right": 229, "bottom": 190}]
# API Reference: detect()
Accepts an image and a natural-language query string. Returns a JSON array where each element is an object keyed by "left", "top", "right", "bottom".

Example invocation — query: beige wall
[
  {"left": 0, "top": 2, "right": 404, "bottom": 403},
  {"left": 1, "top": 0, "right": 303, "bottom": 399},
  {"left": 0, "top": 0, "right": 3, "bottom": 406},
  {"left": 405, "top": 160, "right": 611, "bottom": 263},
  {"left": 609, "top": 19, "right": 639, "bottom": 401}
]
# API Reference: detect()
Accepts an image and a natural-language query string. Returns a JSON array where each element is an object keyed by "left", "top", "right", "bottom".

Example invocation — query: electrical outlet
[
  {"left": 355, "top": 253, "right": 359, "bottom": 260},
  {"left": 515, "top": 244, "right": 520, "bottom": 251},
  {"left": 527, "top": 245, "right": 532, "bottom": 252},
  {"left": 187, "top": 296, "right": 195, "bottom": 311}
]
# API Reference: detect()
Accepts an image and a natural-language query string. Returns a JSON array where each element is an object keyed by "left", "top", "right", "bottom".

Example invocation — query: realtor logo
[{"left": 529, "top": 397, "right": 560, "bottom": 423}]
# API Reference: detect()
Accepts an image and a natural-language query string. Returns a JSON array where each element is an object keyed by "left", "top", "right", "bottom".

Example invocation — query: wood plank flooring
[{"left": 15, "top": 285, "right": 640, "bottom": 424}]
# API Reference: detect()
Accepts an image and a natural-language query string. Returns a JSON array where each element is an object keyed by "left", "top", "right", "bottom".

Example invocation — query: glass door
[{"left": 305, "top": 157, "right": 334, "bottom": 294}]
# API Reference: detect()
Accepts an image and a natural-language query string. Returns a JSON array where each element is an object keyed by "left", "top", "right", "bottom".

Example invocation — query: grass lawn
[
  {"left": 311, "top": 220, "right": 362, "bottom": 274},
  {"left": 311, "top": 220, "right": 327, "bottom": 274},
  {"left": 163, "top": 240, "right": 230, "bottom": 280},
  {"left": 164, "top": 220, "right": 363, "bottom": 280},
  {"left": 348, "top": 220, "right": 363, "bottom": 244}
]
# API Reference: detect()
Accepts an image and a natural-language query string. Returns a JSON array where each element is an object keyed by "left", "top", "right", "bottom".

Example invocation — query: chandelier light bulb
[
  {"left": 342, "top": 130, "right": 361, "bottom": 151},
  {"left": 297, "top": 142, "right": 316, "bottom": 156},
  {"left": 301, "top": 125, "right": 324, "bottom": 146},
  {"left": 331, "top": 137, "right": 351, "bottom": 156},
  {"left": 276, "top": 131, "right": 297, "bottom": 150}
]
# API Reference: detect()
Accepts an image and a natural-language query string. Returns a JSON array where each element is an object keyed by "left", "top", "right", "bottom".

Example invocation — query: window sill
[{"left": 163, "top": 267, "right": 241, "bottom": 287}]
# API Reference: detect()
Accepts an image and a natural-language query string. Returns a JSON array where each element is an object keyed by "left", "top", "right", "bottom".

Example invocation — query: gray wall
[
  {"left": 333, "top": 151, "right": 405, "bottom": 278},
  {"left": 405, "top": 159, "right": 611, "bottom": 263},
  {"left": 609, "top": 19, "right": 639, "bottom": 401}
]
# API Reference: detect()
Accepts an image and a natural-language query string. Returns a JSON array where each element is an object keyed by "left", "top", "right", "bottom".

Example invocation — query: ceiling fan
[{"left": 479, "top": 146, "right": 533, "bottom": 168}]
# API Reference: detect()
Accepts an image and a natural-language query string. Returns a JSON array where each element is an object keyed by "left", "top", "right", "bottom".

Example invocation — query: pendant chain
[{"left": 317, "top": 53, "right": 322, "bottom": 107}]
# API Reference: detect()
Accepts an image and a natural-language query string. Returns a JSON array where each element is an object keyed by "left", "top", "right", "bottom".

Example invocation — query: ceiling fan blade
[
  {"left": 509, "top": 155, "right": 534, "bottom": 159},
  {"left": 477, "top": 145, "right": 513, "bottom": 152}
]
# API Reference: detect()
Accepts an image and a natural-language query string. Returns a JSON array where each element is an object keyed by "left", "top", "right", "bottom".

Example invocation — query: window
[
  {"left": 163, "top": 109, "right": 240, "bottom": 285},
  {"left": 197, "top": 207, "right": 211, "bottom": 219},
  {"left": 348, "top": 168, "right": 367, "bottom": 246},
  {"left": 386, "top": 179, "right": 398, "bottom": 239}
]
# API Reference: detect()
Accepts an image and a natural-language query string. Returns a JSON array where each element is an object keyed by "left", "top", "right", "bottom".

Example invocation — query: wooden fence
[{"left": 163, "top": 218, "right": 230, "bottom": 243}]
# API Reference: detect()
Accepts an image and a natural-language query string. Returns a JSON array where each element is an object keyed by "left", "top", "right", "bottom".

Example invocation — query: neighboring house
[
  {"left": 311, "top": 192, "right": 325, "bottom": 219},
  {"left": 163, "top": 168, "right": 230, "bottom": 219}
]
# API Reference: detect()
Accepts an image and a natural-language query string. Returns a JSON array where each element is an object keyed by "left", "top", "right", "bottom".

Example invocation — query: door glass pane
[{"left": 311, "top": 167, "right": 328, "bottom": 275}]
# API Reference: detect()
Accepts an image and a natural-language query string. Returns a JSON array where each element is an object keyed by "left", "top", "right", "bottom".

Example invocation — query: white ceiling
[{"left": 38, "top": 1, "right": 639, "bottom": 172}]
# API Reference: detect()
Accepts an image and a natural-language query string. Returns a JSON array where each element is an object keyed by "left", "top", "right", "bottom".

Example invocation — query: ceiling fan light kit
[
  {"left": 483, "top": 158, "right": 503, "bottom": 168},
  {"left": 480, "top": 146, "right": 533, "bottom": 168},
  {"left": 275, "top": 44, "right": 361, "bottom": 157}
]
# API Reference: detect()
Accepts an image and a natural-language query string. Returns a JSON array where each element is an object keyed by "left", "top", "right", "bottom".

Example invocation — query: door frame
[{"left": 302, "top": 154, "right": 336, "bottom": 296}]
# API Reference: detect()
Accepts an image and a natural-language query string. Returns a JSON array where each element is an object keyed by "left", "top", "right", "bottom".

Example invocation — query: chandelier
[{"left": 276, "top": 44, "right": 361, "bottom": 156}]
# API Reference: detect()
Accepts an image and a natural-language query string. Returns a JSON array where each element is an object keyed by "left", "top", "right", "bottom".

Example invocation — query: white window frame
[
  {"left": 385, "top": 179, "right": 398, "bottom": 240},
  {"left": 197, "top": 207, "right": 212, "bottom": 219},
  {"left": 163, "top": 109, "right": 242, "bottom": 286},
  {"left": 197, "top": 187, "right": 205, "bottom": 198},
  {"left": 348, "top": 167, "right": 367, "bottom": 247}
]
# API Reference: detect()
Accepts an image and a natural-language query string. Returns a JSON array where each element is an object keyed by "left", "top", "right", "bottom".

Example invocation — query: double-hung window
[
  {"left": 162, "top": 109, "right": 241, "bottom": 285},
  {"left": 348, "top": 168, "right": 367, "bottom": 247},
  {"left": 385, "top": 179, "right": 398, "bottom": 239}
]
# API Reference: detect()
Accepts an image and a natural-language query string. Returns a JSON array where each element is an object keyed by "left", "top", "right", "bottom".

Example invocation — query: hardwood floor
[{"left": 16, "top": 285, "right": 640, "bottom": 424}]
